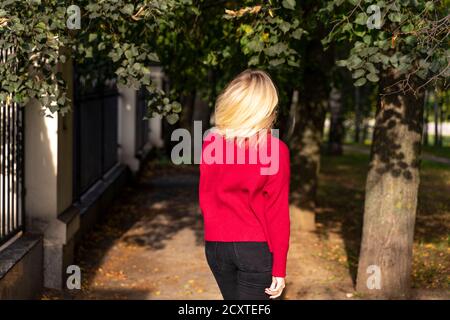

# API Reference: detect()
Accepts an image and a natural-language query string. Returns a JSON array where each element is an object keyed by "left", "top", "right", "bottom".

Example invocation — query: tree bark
[
  {"left": 354, "top": 86, "right": 361, "bottom": 143},
  {"left": 422, "top": 90, "right": 429, "bottom": 146},
  {"left": 356, "top": 68, "right": 424, "bottom": 298},
  {"left": 327, "top": 84, "right": 344, "bottom": 155},
  {"left": 278, "top": 87, "right": 295, "bottom": 141},
  {"left": 179, "top": 89, "right": 196, "bottom": 131},
  {"left": 433, "top": 91, "right": 439, "bottom": 146},
  {"left": 292, "top": 38, "right": 330, "bottom": 231}
]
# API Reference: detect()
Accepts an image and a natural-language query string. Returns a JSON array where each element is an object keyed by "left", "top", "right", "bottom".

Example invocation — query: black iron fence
[
  {"left": 0, "top": 47, "right": 25, "bottom": 246},
  {"left": 73, "top": 68, "right": 119, "bottom": 199}
]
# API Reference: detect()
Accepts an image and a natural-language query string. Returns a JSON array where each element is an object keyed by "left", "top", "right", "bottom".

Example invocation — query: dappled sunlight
[{"left": 308, "top": 150, "right": 450, "bottom": 290}]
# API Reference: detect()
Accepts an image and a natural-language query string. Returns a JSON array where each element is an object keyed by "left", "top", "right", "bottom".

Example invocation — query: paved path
[
  {"left": 42, "top": 163, "right": 356, "bottom": 300},
  {"left": 41, "top": 161, "right": 448, "bottom": 300}
]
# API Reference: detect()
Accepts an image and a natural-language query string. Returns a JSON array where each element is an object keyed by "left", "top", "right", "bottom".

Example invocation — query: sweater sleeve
[{"left": 263, "top": 141, "right": 291, "bottom": 277}]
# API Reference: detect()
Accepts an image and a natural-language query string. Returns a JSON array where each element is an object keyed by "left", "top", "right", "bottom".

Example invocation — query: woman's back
[
  {"left": 199, "top": 68, "right": 290, "bottom": 299},
  {"left": 199, "top": 130, "right": 290, "bottom": 278}
]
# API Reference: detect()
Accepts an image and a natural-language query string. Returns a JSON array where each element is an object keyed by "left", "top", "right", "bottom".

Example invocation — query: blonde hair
[{"left": 213, "top": 69, "right": 279, "bottom": 146}]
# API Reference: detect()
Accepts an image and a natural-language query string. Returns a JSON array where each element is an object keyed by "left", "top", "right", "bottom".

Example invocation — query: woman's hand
[{"left": 265, "top": 276, "right": 286, "bottom": 299}]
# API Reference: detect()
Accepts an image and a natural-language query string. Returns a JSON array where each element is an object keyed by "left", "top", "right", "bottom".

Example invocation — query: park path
[
  {"left": 42, "top": 162, "right": 355, "bottom": 300},
  {"left": 41, "top": 159, "right": 449, "bottom": 300}
]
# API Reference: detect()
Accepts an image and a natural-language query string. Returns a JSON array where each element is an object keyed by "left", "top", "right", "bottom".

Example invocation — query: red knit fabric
[{"left": 199, "top": 131, "right": 291, "bottom": 277}]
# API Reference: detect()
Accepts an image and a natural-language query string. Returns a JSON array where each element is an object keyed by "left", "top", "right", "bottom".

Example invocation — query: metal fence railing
[
  {"left": 73, "top": 67, "right": 119, "bottom": 199},
  {"left": 0, "top": 46, "right": 25, "bottom": 247}
]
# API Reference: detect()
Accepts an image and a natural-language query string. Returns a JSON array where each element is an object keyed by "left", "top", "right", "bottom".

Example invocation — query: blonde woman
[{"left": 199, "top": 69, "right": 291, "bottom": 300}]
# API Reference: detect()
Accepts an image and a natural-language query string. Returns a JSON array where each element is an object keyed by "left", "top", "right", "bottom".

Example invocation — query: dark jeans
[{"left": 205, "top": 241, "right": 273, "bottom": 300}]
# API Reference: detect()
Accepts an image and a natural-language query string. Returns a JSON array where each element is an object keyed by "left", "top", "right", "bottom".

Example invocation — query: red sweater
[{"left": 199, "top": 131, "right": 291, "bottom": 277}]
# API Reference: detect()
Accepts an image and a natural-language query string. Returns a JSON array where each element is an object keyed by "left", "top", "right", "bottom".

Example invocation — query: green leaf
[
  {"left": 121, "top": 4, "right": 134, "bottom": 15},
  {"left": 364, "top": 62, "right": 377, "bottom": 74},
  {"left": 171, "top": 102, "right": 182, "bottom": 113},
  {"left": 401, "top": 23, "right": 414, "bottom": 33},
  {"left": 133, "top": 63, "right": 142, "bottom": 71},
  {"left": 366, "top": 73, "right": 379, "bottom": 82},
  {"left": 336, "top": 59, "right": 348, "bottom": 67},
  {"left": 363, "top": 35, "right": 372, "bottom": 45},
  {"left": 166, "top": 113, "right": 179, "bottom": 125},
  {"left": 282, "top": 0, "right": 296, "bottom": 10},
  {"left": 85, "top": 47, "right": 93, "bottom": 58},
  {"left": 405, "top": 35, "right": 416, "bottom": 45},
  {"left": 388, "top": 12, "right": 402, "bottom": 23},
  {"left": 147, "top": 52, "right": 160, "bottom": 62},
  {"left": 115, "top": 67, "right": 126, "bottom": 76},
  {"left": 88, "top": 33, "right": 97, "bottom": 42},
  {"left": 354, "top": 77, "right": 367, "bottom": 86},
  {"left": 191, "top": 6, "right": 201, "bottom": 16},
  {"left": 379, "top": 54, "right": 390, "bottom": 65},
  {"left": 287, "top": 59, "right": 300, "bottom": 67},
  {"left": 354, "top": 12, "right": 368, "bottom": 25},
  {"left": 269, "top": 58, "right": 285, "bottom": 66},
  {"left": 125, "top": 49, "right": 134, "bottom": 60},
  {"left": 279, "top": 22, "right": 291, "bottom": 33},
  {"left": 241, "top": 24, "right": 253, "bottom": 35},
  {"left": 291, "top": 28, "right": 304, "bottom": 40},
  {"left": 425, "top": 1, "right": 434, "bottom": 11},
  {"left": 416, "top": 69, "right": 428, "bottom": 80},
  {"left": 247, "top": 39, "right": 264, "bottom": 52},
  {"left": 35, "top": 22, "right": 46, "bottom": 30},
  {"left": 352, "top": 69, "right": 365, "bottom": 79},
  {"left": 347, "top": 55, "right": 363, "bottom": 69},
  {"left": 342, "top": 23, "right": 352, "bottom": 32},
  {"left": 264, "top": 43, "right": 288, "bottom": 56},
  {"left": 248, "top": 55, "right": 260, "bottom": 66}
]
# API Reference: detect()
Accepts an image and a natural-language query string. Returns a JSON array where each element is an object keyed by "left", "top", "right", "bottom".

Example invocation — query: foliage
[
  {"left": 223, "top": 1, "right": 306, "bottom": 70},
  {"left": 0, "top": 0, "right": 182, "bottom": 122},
  {"left": 3, "top": 0, "right": 447, "bottom": 122},
  {"left": 0, "top": 0, "right": 70, "bottom": 114},
  {"left": 78, "top": 0, "right": 182, "bottom": 123},
  {"left": 147, "top": 0, "right": 309, "bottom": 117},
  {"left": 147, "top": 0, "right": 240, "bottom": 109},
  {"left": 321, "top": 0, "right": 450, "bottom": 92},
  {"left": 215, "top": 0, "right": 311, "bottom": 115}
]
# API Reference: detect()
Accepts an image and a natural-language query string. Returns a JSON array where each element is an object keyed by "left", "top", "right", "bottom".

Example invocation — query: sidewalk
[
  {"left": 41, "top": 161, "right": 356, "bottom": 300},
  {"left": 41, "top": 159, "right": 449, "bottom": 300}
]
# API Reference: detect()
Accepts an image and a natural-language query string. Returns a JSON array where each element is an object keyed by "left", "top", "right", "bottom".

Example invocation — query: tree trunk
[
  {"left": 356, "top": 69, "right": 424, "bottom": 299},
  {"left": 179, "top": 89, "right": 196, "bottom": 131},
  {"left": 278, "top": 87, "right": 295, "bottom": 141},
  {"left": 327, "top": 84, "right": 344, "bottom": 155},
  {"left": 423, "top": 90, "right": 429, "bottom": 146},
  {"left": 292, "top": 39, "right": 329, "bottom": 231},
  {"left": 354, "top": 86, "right": 361, "bottom": 143},
  {"left": 439, "top": 91, "right": 444, "bottom": 147},
  {"left": 434, "top": 91, "right": 439, "bottom": 146}
]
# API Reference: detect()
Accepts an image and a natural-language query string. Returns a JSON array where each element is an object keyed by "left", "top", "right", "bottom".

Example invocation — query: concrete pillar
[
  {"left": 117, "top": 67, "right": 166, "bottom": 173},
  {"left": 24, "top": 58, "right": 80, "bottom": 289}
]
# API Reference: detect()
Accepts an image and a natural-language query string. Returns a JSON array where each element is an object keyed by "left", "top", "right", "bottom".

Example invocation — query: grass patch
[
  {"left": 304, "top": 151, "right": 450, "bottom": 289},
  {"left": 422, "top": 145, "right": 450, "bottom": 160}
]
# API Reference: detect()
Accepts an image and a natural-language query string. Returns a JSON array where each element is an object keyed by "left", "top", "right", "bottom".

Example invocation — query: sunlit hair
[{"left": 212, "top": 69, "right": 279, "bottom": 147}]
